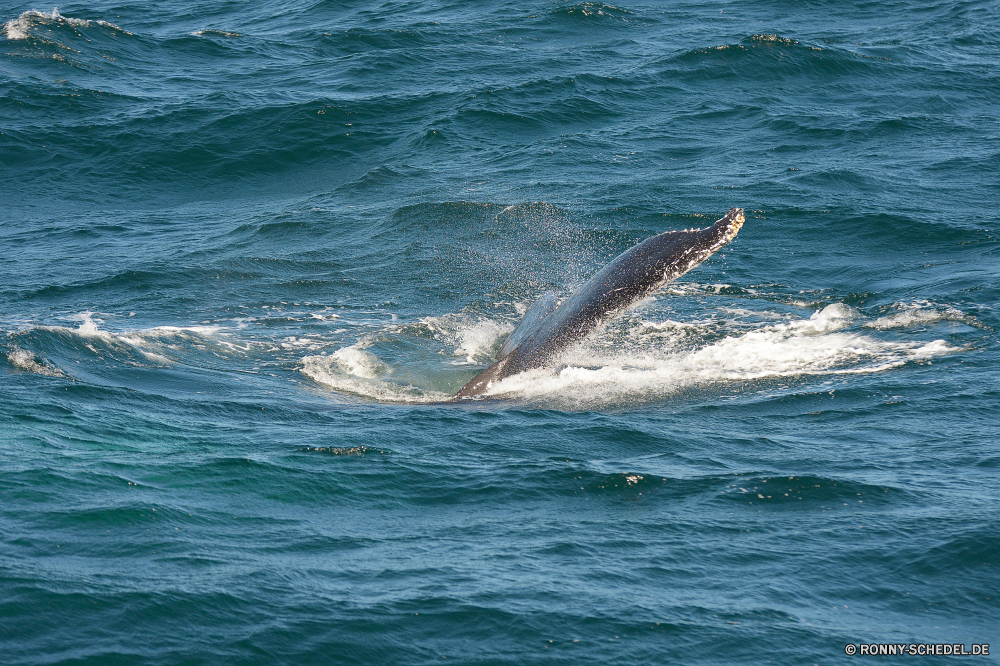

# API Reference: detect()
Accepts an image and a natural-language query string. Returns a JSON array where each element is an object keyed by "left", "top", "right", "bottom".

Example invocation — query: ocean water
[{"left": 2, "top": 0, "right": 998, "bottom": 663}]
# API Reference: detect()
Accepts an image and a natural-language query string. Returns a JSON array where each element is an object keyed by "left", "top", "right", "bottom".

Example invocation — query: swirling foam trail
[
  {"left": 300, "top": 303, "right": 956, "bottom": 406},
  {"left": 489, "top": 304, "right": 954, "bottom": 404}
]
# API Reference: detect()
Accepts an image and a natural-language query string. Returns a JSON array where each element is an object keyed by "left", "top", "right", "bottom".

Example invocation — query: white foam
[
  {"left": 866, "top": 301, "right": 964, "bottom": 330},
  {"left": 295, "top": 302, "right": 960, "bottom": 405},
  {"left": 67, "top": 312, "right": 108, "bottom": 338},
  {"left": 28, "top": 313, "right": 238, "bottom": 365},
  {"left": 142, "top": 325, "right": 224, "bottom": 336},
  {"left": 4, "top": 13, "right": 33, "bottom": 39},
  {"left": 453, "top": 319, "right": 513, "bottom": 365},
  {"left": 330, "top": 344, "right": 385, "bottom": 379},
  {"left": 5, "top": 8, "right": 76, "bottom": 40},
  {"left": 3, "top": 7, "right": 126, "bottom": 40},
  {"left": 417, "top": 313, "right": 513, "bottom": 364},
  {"left": 18, "top": 298, "right": 949, "bottom": 406},
  {"left": 301, "top": 350, "right": 451, "bottom": 404},
  {"left": 299, "top": 312, "right": 518, "bottom": 400},
  {"left": 6, "top": 348, "right": 66, "bottom": 377},
  {"left": 482, "top": 303, "right": 956, "bottom": 404},
  {"left": 279, "top": 335, "right": 328, "bottom": 351}
]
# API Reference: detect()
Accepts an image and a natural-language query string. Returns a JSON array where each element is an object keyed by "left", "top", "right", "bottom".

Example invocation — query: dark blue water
[{"left": 2, "top": 2, "right": 998, "bottom": 664}]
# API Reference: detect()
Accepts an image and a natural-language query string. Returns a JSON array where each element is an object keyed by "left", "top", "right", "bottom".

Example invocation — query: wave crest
[{"left": 3, "top": 7, "right": 127, "bottom": 41}]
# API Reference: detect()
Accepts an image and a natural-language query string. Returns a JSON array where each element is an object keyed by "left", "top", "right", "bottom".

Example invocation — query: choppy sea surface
[{"left": 2, "top": 1, "right": 998, "bottom": 664}]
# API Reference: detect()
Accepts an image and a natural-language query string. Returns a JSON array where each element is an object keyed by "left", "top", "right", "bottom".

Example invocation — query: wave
[
  {"left": 546, "top": 3, "right": 650, "bottom": 27},
  {"left": 299, "top": 310, "right": 516, "bottom": 404},
  {"left": 482, "top": 305, "right": 953, "bottom": 407},
  {"left": 301, "top": 301, "right": 957, "bottom": 407},
  {"left": 0, "top": 86, "right": 430, "bottom": 196},
  {"left": 301, "top": 351, "right": 454, "bottom": 404},
  {"left": 717, "top": 473, "right": 909, "bottom": 508},
  {"left": 3, "top": 313, "right": 241, "bottom": 379},
  {"left": 665, "top": 34, "right": 881, "bottom": 81},
  {"left": 5, "top": 347, "right": 66, "bottom": 377},
  {"left": 319, "top": 25, "right": 457, "bottom": 56},
  {"left": 4, "top": 291, "right": 963, "bottom": 408},
  {"left": 3, "top": 8, "right": 128, "bottom": 41},
  {"left": 865, "top": 301, "right": 970, "bottom": 331},
  {"left": 191, "top": 29, "right": 243, "bottom": 39}
]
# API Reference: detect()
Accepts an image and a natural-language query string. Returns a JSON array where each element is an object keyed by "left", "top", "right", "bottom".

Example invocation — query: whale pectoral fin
[
  {"left": 496, "top": 290, "right": 559, "bottom": 360},
  {"left": 453, "top": 208, "right": 746, "bottom": 400}
]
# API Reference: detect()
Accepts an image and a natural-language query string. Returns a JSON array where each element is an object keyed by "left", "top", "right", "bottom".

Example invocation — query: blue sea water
[{"left": 2, "top": 1, "right": 998, "bottom": 663}]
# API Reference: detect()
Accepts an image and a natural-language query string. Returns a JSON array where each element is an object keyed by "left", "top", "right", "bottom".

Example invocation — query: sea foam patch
[
  {"left": 301, "top": 347, "right": 451, "bottom": 404},
  {"left": 300, "top": 312, "right": 517, "bottom": 401},
  {"left": 299, "top": 302, "right": 958, "bottom": 405},
  {"left": 452, "top": 319, "right": 513, "bottom": 365},
  {"left": 865, "top": 301, "right": 966, "bottom": 330},
  {"left": 483, "top": 304, "right": 956, "bottom": 404},
  {"left": 6, "top": 347, "right": 66, "bottom": 377},
  {"left": 408, "top": 313, "right": 513, "bottom": 365},
  {"left": 7, "top": 313, "right": 249, "bottom": 369},
  {"left": 3, "top": 7, "right": 126, "bottom": 40}
]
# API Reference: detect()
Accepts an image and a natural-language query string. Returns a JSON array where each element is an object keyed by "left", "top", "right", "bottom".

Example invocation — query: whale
[{"left": 455, "top": 207, "right": 745, "bottom": 398}]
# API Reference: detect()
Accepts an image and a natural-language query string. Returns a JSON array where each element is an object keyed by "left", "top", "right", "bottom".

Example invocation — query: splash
[
  {"left": 299, "top": 301, "right": 960, "bottom": 406},
  {"left": 6, "top": 347, "right": 66, "bottom": 377},
  {"left": 300, "top": 313, "right": 517, "bottom": 402},
  {"left": 452, "top": 319, "right": 513, "bottom": 365},
  {"left": 416, "top": 313, "right": 513, "bottom": 365},
  {"left": 328, "top": 345, "right": 386, "bottom": 379},
  {"left": 303, "top": 302, "right": 958, "bottom": 405},
  {"left": 67, "top": 312, "right": 107, "bottom": 338},
  {"left": 11, "top": 313, "right": 239, "bottom": 369},
  {"left": 301, "top": 348, "right": 452, "bottom": 404},
  {"left": 3, "top": 7, "right": 126, "bottom": 40},
  {"left": 484, "top": 304, "right": 955, "bottom": 404},
  {"left": 865, "top": 301, "right": 966, "bottom": 330}
]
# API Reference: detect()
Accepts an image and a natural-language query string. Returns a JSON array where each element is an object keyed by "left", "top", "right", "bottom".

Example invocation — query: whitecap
[
  {"left": 301, "top": 350, "right": 451, "bottom": 404},
  {"left": 6, "top": 347, "right": 66, "bottom": 377},
  {"left": 452, "top": 319, "right": 513, "bottom": 365},
  {"left": 482, "top": 303, "right": 956, "bottom": 404},
  {"left": 416, "top": 313, "right": 514, "bottom": 365},
  {"left": 866, "top": 301, "right": 965, "bottom": 330},
  {"left": 3, "top": 7, "right": 127, "bottom": 40}
]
